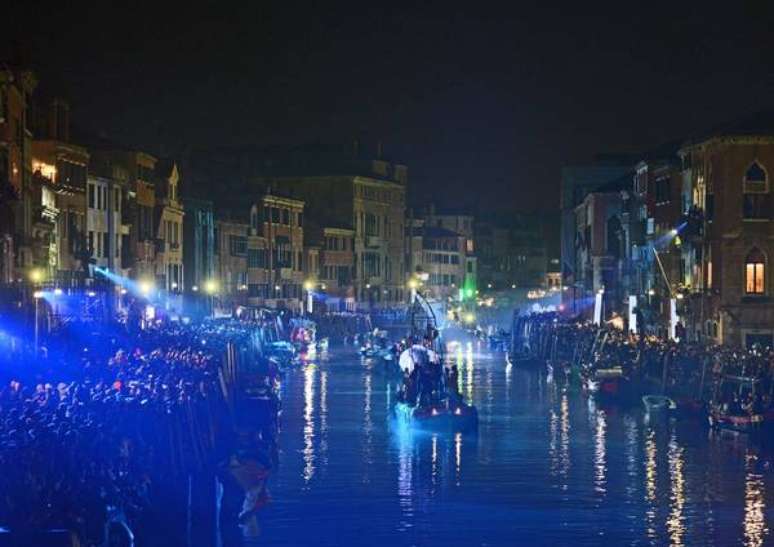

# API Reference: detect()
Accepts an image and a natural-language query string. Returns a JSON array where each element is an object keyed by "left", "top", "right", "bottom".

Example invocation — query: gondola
[{"left": 392, "top": 291, "right": 478, "bottom": 433}]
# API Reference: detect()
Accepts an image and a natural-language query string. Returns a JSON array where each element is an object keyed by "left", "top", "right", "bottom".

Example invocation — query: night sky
[{"left": 7, "top": 2, "right": 774, "bottom": 212}]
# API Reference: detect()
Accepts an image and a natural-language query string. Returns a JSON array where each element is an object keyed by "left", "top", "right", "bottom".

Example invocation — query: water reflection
[
  {"left": 594, "top": 409, "right": 607, "bottom": 495},
  {"left": 302, "top": 365, "right": 316, "bottom": 485},
  {"left": 743, "top": 453, "right": 768, "bottom": 547},
  {"left": 644, "top": 428, "right": 661, "bottom": 542},
  {"left": 667, "top": 433, "right": 686, "bottom": 547},
  {"left": 454, "top": 432, "right": 462, "bottom": 486},
  {"left": 319, "top": 370, "right": 328, "bottom": 469},
  {"left": 362, "top": 371, "right": 374, "bottom": 479},
  {"left": 268, "top": 346, "right": 769, "bottom": 547}
]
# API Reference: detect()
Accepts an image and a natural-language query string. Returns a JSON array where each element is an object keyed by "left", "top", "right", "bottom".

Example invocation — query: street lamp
[
  {"left": 139, "top": 280, "right": 154, "bottom": 297},
  {"left": 29, "top": 268, "right": 45, "bottom": 284},
  {"left": 303, "top": 280, "right": 315, "bottom": 314},
  {"left": 204, "top": 279, "right": 219, "bottom": 317},
  {"left": 33, "top": 290, "right": 43, "bottom": 352}
]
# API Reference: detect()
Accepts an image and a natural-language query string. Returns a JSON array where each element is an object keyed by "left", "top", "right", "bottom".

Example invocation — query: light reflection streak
[
  {"left": 431, "top": 434, "right": 439, "bottom": 486},
  {"left": 666, "top": 434, "right": 685, "bottom": 546},
  {"left": 320, "top": 370, "right": 328, "bottom": 469},
  {"left": 454, "top": 432, "right": 462, "bottom": 485},
  {"left": 465, "top": 344, "right": 474, "bottom": 401},
  {"left": 644, "top": 429, "right": 657, "bottom": 539},
  {"left": 302, "top": 366, "right": 316, "bottom": 485},
  {"left": 559, "top": 393, "right": 570, "bottom": 484},
  {"left": 593, "top": 410, "right": 607, "bottom": 495},
  {"left": 362, "top": 372, "right": 374, "bottom": 476},
  {"left": 743, "top": 453, "right": 768, "bottom": 547},
  {"left": 623, "top": 415, "right": 637, "bottom": 501},
  {"left": 396, "top": 426, "right": 414, "bottom": 531}
]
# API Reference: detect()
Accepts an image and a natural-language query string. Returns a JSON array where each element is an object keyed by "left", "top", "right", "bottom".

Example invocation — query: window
[
  {"left": 743, "top": 162, "right": 770, "bottom": 220},
  {"left": 88, "top": 184, "right": 95, "bottom": 208},
  {"left": 248, "top": 248, "right": 266, "bottom": 268},
  {"left": 282, "top": 209, "right": 290, "bottom": 225},
  {"left": 103, "top": 233, "right": 109, "bottom": 258},
  {"left": 271, "top": 208, "right": 280, "bottom": 223},
  {"left": 114, "top": 188, "right": 120, "bottom": 212},
  {"left": 229, "top": 235, "right": 247, "bottom": 256},
  {"left": 745, "top": 248, "right": 765, "bottom": 295},
  {"left": 297, "top": 212, "right": 303, "bottom": 227},
  {"left": 88, "top": 231, "right": 94, "bottom": 254}
]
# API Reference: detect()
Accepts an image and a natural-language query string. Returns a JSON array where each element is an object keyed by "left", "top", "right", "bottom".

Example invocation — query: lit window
[
  {"left": 745, "top": 248, "right": 765, "bottom": 295},
  {"left": 743, "top": 162, "right": 769, "bottom": 220}
]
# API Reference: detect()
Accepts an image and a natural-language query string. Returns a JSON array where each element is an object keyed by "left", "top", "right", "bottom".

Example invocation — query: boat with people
[
  {"left": 393, "top": 292, "right": 478, "bottom": 432},
  {"left": 708, "top": 373, "right": 774, "bottom": 435}
]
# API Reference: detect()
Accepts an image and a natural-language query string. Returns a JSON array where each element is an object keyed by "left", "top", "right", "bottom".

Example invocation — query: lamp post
[
  {"left": 303, "top": 280, "right": 314, "bottom": 314},
  {"left": 204, "top": 279, "right": 219, "bottom": 317},
  {"left": 33, "top": 290, "right": 43, "bottom": 353}
]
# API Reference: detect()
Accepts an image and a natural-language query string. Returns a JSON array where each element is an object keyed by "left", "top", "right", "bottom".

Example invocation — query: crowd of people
[
  {"left": 0, "top": 318, "right": 279, "bottom": 546},
  {"left": 514, "top": 312, "right": 774, "bottom": 417}
]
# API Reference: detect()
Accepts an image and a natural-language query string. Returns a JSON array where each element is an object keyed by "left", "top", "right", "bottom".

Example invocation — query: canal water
[{"left": 258, "top": 340, "right": 772, "bottom": 546}]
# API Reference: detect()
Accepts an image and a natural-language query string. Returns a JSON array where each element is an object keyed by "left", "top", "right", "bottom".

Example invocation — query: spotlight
[
  {"left": 33, "top": 290, "right": 44, "bottom": 299},
  {"left": 53, "top": 288, "right": 63, "bottom": 296}
]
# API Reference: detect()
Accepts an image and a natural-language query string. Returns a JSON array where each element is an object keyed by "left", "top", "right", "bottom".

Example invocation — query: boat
[
  {"left": 708, "top": 374, "right": 774, "bottom": 434},
  {"left": 394, "top": 400, "right": 478, "bottom": 431},
  {"left": 584, "top": 366, "right": 626, "bottom": 396},
  {"left": 392, "top": 290, "right": 478, "bottom": 432},
  {"left": 642, "top": 394, "right": 676, "bottom": 413}
]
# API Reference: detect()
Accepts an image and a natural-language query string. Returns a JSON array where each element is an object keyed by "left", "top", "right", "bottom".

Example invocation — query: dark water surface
[{"left": 258, "top": 341, "right": 773, "bottom": 546}]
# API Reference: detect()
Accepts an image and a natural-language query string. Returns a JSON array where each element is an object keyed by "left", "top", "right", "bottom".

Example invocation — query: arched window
[
  {"left": 743, "top": 162, "right": 769, "bottom": 219},
  {"left": 745, "top": 248, "right": 765, "bottom": 294}
]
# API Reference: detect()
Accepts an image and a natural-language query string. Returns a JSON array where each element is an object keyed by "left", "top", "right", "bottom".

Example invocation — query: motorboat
[{"left": 642, "top": 394, "right": 676, "bottom": 413}]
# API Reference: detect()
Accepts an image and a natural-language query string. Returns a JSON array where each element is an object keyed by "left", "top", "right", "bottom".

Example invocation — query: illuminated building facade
[{"left": 679, "top": 127, "right": 774, "bottom": 346}]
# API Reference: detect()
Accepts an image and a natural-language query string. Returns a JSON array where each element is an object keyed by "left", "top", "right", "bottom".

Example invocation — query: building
[
  {"left": 678, "top": 117, "right": 774, "bottom": 346},
  {"left": 0, "top": 64, "right": 37, "bottom": 280},
  {"left": 182, "top": 197, "right": 215, "bottom": 293},
  {"left": 214, "top": 215, "right": 250, "bottom": 312},
  {"left": 560, "top": 158, "right": 633, "bottom": 297},
  {"left": 243, "top": 149, "right": 407, "bottom": 309},
  {"left": 31, "top": 98, "right": 90, "bottom": 285},
  {"left": 247, "top": 193, "right": 305, "bottom": 311},
  {"left": 154, "top": 160, "right": 184, "bottom": 292},
  {"left": 475, "top": 214, "right": 546, "bottom": 290},
  {"left": 89, "top": 148, "right": 159, "bottom": 283},
  {"left": 316, "top": 226, "right": 355, "bottom": 311},
  {"left": 406, "top": 221, "right": 467, "bottom": 301},
  {"left": 421, "top": 205, "right": 477, "bottom": 293}
]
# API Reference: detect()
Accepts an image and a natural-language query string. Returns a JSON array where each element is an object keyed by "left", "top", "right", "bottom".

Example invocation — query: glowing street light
[
  {"left": 29, "top": 268, "right": 45, "bottom": 284},
  {"left": 139, "top": 280, "right": 154, "bottom": 296},
  {"left": 204, "top": 279, "right": 219, "bottom": 294},
  {"left": 192, "top": 285, "right": 199, "bottom": 292},
  {"left": 33, "top": 290, "right": 44, "bottom": 299},
  {"left": 303, "top": 280, "right": 315, "bottom": 291},
  {"left": 53, "top": 288, "right": 63, "bottom": 296}
]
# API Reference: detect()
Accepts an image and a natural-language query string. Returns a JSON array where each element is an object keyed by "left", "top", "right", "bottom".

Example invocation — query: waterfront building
[
  {"left": 406, "top": 220, "right": 467, "bottom": 301},
  {"left": 182, "top": 197, "right": 215, "bottom": 293},
  {"left": 678, "top": 117, "right": 774, "bottom": 346},
  {"left": 31, "top": 98, "right": 90, "bottom": 286},
  {"left": 154, "top": 160, "right": 184, "bottom": 292},
  {"left": 0, "top": 64, "right": 37, "bottom": 280}
]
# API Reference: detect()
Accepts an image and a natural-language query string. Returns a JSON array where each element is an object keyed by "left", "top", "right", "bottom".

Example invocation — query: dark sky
[{"left": 7, "top": 2, "right": 774, "bottom": 212}]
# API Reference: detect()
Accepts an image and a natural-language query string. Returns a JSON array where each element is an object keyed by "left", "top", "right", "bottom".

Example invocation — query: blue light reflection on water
[{"left": 259, "top": 341, "right": 772, "bottom": 547}]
